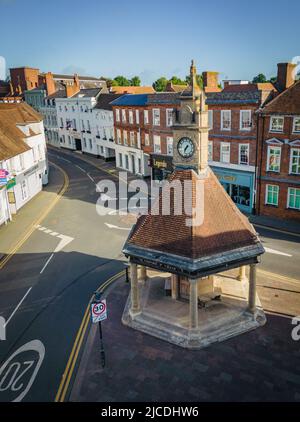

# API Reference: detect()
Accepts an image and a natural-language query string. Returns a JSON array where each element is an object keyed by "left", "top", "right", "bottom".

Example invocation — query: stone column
[
  {"left": 189, "top": 279, "right": 198, "bottom": 330},
  {"left": 248, "top": 264, "right": 257, "bottom": 313},
  {"left": 139, "top": 266, "right": 147, "bottom": 284},
  {"left": 130, "top": 263, "right": 140, "bottom": 313},
  {"left": 171, "top": 274, "right": 179, "bottom": 300},
  {"left": 237, "top": 266, "right": 247, "bottom": 282}
]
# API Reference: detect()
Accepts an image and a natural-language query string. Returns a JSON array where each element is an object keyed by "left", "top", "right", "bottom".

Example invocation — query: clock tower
[{"left": 173, "top": 60, "right": 209, "bottom": 175}]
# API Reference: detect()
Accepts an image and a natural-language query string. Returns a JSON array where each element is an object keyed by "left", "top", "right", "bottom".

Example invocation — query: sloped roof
[
  {"left": 110, "top": 92, "right": 180, "bottom": 107},
  {"left": 94, "top": 93, "right": 124, "bottom": 110},
  {"left": 110, "top": 86, "right": 155, "bottom": 94},
  {"left": 123, "top": 168, "right": 263, "bottom": 275},
  {"left": 0, "top": 103, "right": 38, "bottom": 160},
  {"left": 260, "top": 80, "right": 300, "bottom": 115}
]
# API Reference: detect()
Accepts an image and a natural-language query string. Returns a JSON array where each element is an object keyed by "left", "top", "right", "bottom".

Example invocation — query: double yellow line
[
  {"left": 0, "top": 161, "right": 69, "bottom": 270},
  {"left": 54, "top": 269, "right": 125, "bottom": 402}
]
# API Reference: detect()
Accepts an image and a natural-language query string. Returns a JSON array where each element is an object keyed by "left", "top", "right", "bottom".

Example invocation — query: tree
[
  {"left": 152, "top": 77, "right": 168, "bottom": 92},
  {"left": 169, "top": 76, "right": 186, "bottom": 86},
  {"left": 130, "top": 76, "right": 141, "bottom": 86},
  {"left": 252, "top": 73, "right": 267, "bottom": 83},
  {"left": 113, "top": 75, "right": 130, "bottom": 86},
  {"left": 269, "top": 76, "right": 277, "bottom": 84},
  {"left": 185, "top": 73, "right": 203, "bottom": 89}
]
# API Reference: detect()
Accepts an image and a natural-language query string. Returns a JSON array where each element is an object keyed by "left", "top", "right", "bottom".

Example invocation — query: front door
[{"left": 75, "top": 138, "right": 82, "bottom": 151}]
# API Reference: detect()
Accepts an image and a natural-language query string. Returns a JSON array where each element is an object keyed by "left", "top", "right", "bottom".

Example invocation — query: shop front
[
  {"left": 210, "top": 166, "right": 255, "bottom": 214},
  {"left": 150, "top": 154, "right": 173, "bottom": 181}
]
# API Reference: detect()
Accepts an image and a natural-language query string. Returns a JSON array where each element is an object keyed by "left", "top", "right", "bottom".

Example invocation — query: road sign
[{"left": 91, "top": 299, "right": 107, "bottom": 323}]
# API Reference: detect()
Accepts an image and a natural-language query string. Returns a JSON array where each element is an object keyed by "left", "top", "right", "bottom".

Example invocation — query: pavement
[{"left": 70, "top": 277, "right": 300, "bottom": 402}]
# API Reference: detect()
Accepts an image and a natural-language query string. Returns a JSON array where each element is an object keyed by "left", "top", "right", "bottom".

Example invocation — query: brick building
[
  {"left": 206, "top": 81, "right": 276, "bottom": 214},
  {"left": 111, "top": 92, "right": 180, "bottom": 178},
  {"left": 256, "top": 72, "right": 300, "bottom": 221}
]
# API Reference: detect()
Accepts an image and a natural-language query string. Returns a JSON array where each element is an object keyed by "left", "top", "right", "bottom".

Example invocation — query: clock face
[{"left": 177, "top": 137, "right": 195, "bottom": 158}]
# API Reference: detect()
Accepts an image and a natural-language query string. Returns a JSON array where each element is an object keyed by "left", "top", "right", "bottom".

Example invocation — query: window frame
[
  {"left": 208, "top": 141, "right": 213, "bottom": 161},
  {"left": 267, "top": 146, "right": 281, "bottom": 172},
  {"left": 292, "top": 116, "right": 300, "bottom": 134},
  {"left": 287, "top": 187, "right": 300, "bottom": 210},
  {"left": 270, "top": 115, "right": 284, "bottom": 133},
  {"left": 289, "top": 148, "right": 300, "bottom": 175},
  {"left": 152, "top": 108, "right": 160, "bottom": 126},
  {"left": 153, "top": 135, "right": 161, "bottom": 153},
  {"left": 239, "top": 143, "right": 250, "bottom": 165},
  {"left": 221, "top": 110, "right": 231, "bottom": 131},
  {"left": 220, "top": 142, "right": 230, "bottom": 163},
  {"left": 265, "top": 184, "right": 279, "bottom": 206},
  {"left": 166, "top": 109, "right": 173, "bottom": 127},
  {"left": 239, "top": 110, "right": 252, "bottom": 131}
]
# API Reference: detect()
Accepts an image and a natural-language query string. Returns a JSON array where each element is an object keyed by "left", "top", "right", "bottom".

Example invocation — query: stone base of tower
[{"left": 122, "top": 271, "right": 266, "bottom": 350}]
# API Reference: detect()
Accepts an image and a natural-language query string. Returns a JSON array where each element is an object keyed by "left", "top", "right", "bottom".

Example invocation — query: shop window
[
  {"left": 293, "top": 117, "right": 300, "bottom": 133},
  {"left": 267, "top": 146, "right": 281, "bottom": 172},
  {"left": 266, "top": 184, "right": 279, "bottom": 206},
  {"left": 288, "top": 187, "right": 300, "bottom": 210},
  {"left": 239, "top": 144, "right": 249, "bottom": 165},
  {"left": 240, "top": 110, "right": 252, "bottom": 130},
  {"left": 220, "top": 142, "right": 230, "bottom": 163},
  {"left": 270, "top": 116, "right": 284, "bottom": 132},
  {"left": 221, "top": 110, "right": 231, "bottom": 131},
  {"left": 290, "top": 149, "right": 300, "bottom": 174}
]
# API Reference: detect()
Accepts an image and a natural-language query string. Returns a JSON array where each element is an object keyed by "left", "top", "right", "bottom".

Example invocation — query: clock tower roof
[{"left": 181, "top": 59, "right": 202, "bottom": 99}]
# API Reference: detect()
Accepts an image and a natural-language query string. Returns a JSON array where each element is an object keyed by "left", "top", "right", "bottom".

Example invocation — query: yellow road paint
[{"left": 55, "top": 270, "right": 125, "bottom": 402}]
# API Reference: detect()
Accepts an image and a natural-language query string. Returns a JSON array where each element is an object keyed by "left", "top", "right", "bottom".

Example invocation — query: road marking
[
  {"left": 104, "top": 222, "right": 131, "bottom": 231},
  {"left": 55, "top": 270, "right": 125, "bottom": 402},
  {"left": 0, "top": 339, "right": 45, "bottom": 402},
  {"left": 4, "top": 287, "right": 32, "bottom": 327},
  {"left": 0, "top": 162, "right": 69, "bottom": 270},
  {"left": 40, "top": 253, "right": 54, "bottom": 274},
  {"left": 75, "top": 164, "right": 86, "bottom": 173},
  {"left": 264, "top": 247, "right": 292, "bottom": 257},
  {"left": 87, "top": 173, "right": 95, "bottom": 183},
  {"left": 254, "top": 223, "right": 300, "bottom": 238},
  {"left": 36, "top": 226, "right": 74, "bottom": 253},
  {"left": 257, "top": 268, "right": 300, "bottom": 284}
]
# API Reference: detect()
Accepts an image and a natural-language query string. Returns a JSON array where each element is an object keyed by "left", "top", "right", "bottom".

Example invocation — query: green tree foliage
[
  {"left": 130, "top": 76, "right": 141, "bottom": 86},
  {"left": 152, "top": 77, "right": 168, "bottom": 92},
  {"left": 269, "top": 76, "right": 277, "bottom": 84},
  {"left": 185, "top": 74, "right": 203, "bottom": 89},
  {"left": 252, "top": 73, "right": 267, "bottom": 83},
  {"left": 113, "top": 75, "right": 130, "bottom": 86},
  {"left": 169, "top": 76, "right": 186, "bottom": 86}
]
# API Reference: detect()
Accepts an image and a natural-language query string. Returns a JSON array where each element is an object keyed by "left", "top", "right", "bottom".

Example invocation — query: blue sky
[{"left": 0, "top": 0, "right": 299, "bottom": 84}]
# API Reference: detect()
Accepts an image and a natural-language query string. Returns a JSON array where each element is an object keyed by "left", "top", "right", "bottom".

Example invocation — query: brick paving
[{"left": 71, "top": 279, "right": 300, "bottom": 402}]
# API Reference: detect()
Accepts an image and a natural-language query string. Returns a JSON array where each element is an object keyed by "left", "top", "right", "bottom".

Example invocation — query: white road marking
[
  {"left": 87, "top": 173, "right": 95, "bottom": 183},
  {"left": 40, "top": 253, "right": 54, "bottom": 274},
  {"left": 54, "top": 234, "right": 74, "bottom": 252},
  {"left": 104, "top": 223, "right": 131, "bottom": 231},
  {"left": 0, "top": 339, "right": 45, "bottom": 402},
  {"left": 75, "top": 164, "right": 86, "bottom": 173},
  {"left": 58, "top": 157, "right": 71, "bottom": 164},
  {"left": 44, "top": 229, "right": 52, "bottom": 234},
  {"left": 50, "top": 231, "right": 59, "bottom": 236},
  {"left": 265, "top": 247, "right": 292, "bottom": 257},
  {"left": 4, "top": 287, "right": 32, "bottom": 327}
]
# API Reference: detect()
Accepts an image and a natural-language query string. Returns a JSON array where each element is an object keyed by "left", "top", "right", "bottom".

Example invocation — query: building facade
[
  {"left": 0, "top": 102, "right": 48, "bottom": 219},
  {"left": 256, "top": 78, "right": 300, "bottom": 221}
]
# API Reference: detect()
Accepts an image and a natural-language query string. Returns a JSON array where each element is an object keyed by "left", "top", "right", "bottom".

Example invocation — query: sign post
[{"left": 91, "top": 292, "right": 107, "bottom": 368}]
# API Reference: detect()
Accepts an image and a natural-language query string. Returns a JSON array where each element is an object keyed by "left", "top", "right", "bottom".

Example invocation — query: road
[{"left": 0, "top": 148, "right": 299, "bottom": 402}]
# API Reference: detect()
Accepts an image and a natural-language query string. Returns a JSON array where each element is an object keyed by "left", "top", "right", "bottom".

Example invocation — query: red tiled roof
[
  {"left": 127, "top": 168, "right": 258, "bottom": 259},
  {"left": 260, "top": 80, "right": 300, "bottom": 114},
  {"left": 110, "top": 86, "right": 155, "bottom": 94}
]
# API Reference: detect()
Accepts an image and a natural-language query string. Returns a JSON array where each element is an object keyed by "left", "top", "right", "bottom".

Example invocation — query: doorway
[{"left": 75, "top": 138, "right": 82, "bottom": 151}]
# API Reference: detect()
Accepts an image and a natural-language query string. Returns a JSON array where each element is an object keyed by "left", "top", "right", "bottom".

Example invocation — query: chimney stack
[
  {"left": 45, "top": 72, "right": 56, "bottom": 96},
  {"left": 276, "top": 62, "right": 296, "bottom": 92},
  {"left": 202, "top": 71, "right": 221, "bottom": 92},
  {"left": 65, "top": 73, "right": 80, "bottom": 98}
]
